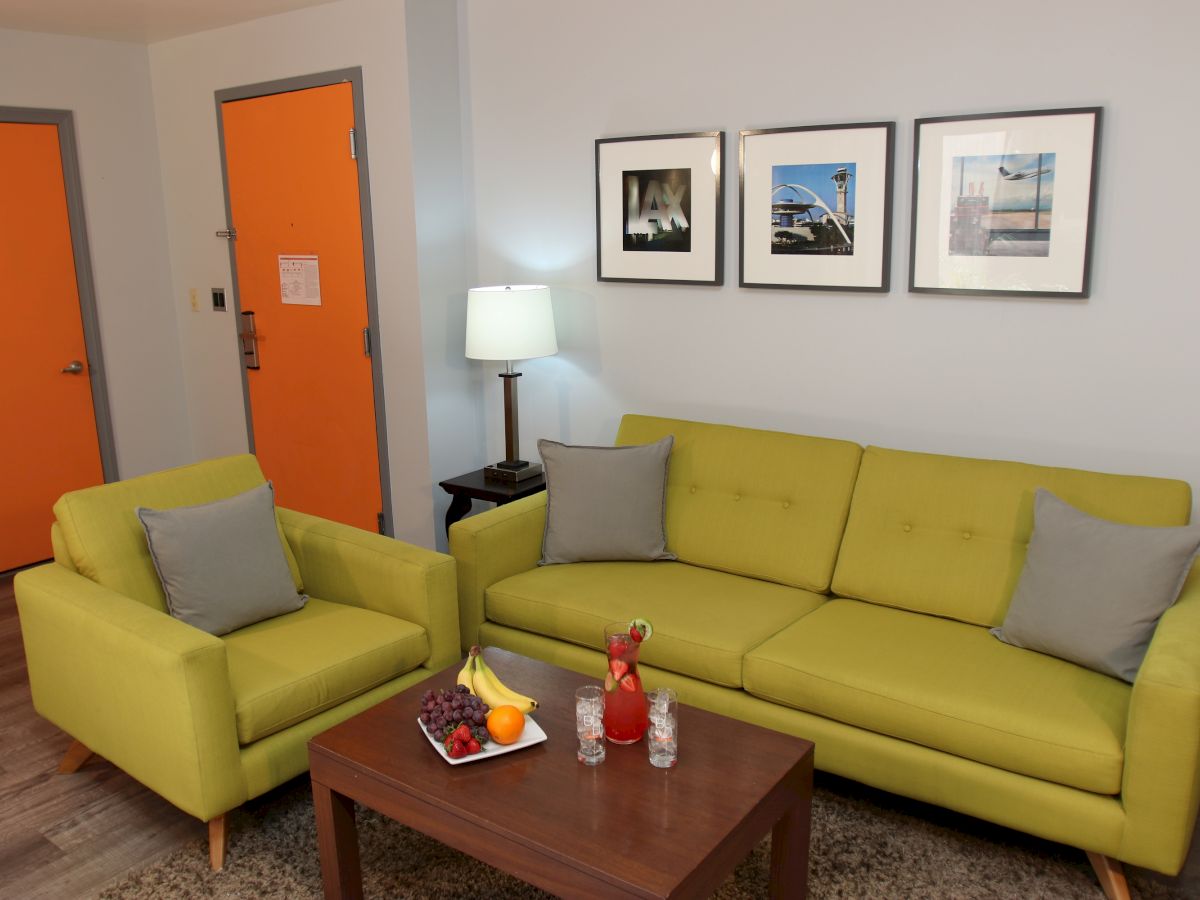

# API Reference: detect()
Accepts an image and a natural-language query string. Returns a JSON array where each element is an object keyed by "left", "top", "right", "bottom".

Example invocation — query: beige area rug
[{"left": 101, "top": 773, "right": 1188, "bottom": 899}]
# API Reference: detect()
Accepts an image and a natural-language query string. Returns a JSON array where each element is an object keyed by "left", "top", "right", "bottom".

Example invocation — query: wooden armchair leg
[
  {"left": 1086, "top": 851, "right": 1130, "bottom": 900},
  {"left": 57, "top": 739, "right": 93, "bottom": 774},
  {"left": 209, "top": 814, "right": 229, "bottom": 870}
]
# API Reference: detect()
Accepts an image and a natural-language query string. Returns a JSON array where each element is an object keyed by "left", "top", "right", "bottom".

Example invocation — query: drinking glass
[
  {"left": 575, "top": 685, "right": 606, "bottom": 765},
  {"left": 646, "top": 687, "right": 678, "bottom": 768}
]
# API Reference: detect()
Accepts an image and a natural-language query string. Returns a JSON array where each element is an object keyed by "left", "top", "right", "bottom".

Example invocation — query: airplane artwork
[{"left": 998, "top": 164, "right": 1053, "bottom": 181}]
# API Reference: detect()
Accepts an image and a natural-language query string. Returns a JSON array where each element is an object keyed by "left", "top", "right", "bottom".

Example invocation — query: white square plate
[{"left": 417, "top": 715, "right": 547, "bottom": 765}]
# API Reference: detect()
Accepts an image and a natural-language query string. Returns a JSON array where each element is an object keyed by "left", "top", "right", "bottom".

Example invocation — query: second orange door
[{"left": 220, "top": 82, "right": 384, "bottom": 532}]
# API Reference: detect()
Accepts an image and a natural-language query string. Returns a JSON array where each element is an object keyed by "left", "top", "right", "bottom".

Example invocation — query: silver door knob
[{"left": 61, "top": 360, "right": 84, "bottom": 374}]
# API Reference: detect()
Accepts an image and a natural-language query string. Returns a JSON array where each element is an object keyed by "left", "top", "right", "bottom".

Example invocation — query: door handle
[
  {"left": 239, "top": 311, "right": 260, "bottom": 370},
  {"left": 61, "top": 360, "right": 84, "bottom": 374}
]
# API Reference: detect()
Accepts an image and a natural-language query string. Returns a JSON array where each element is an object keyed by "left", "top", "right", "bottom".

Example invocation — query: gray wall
[
  {"left": 458, "top": 0, "right": 1200, "bottom": 516},
  {"left": 405, "top": 0, "right": 485, "bottom": 550}
]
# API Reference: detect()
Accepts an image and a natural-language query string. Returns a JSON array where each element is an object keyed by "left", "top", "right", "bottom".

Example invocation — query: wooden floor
[{"left": 2, "top": 569, "right": 1200, "bottom": 898}]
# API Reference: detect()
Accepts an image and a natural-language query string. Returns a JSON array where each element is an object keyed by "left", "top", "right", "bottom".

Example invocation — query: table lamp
[{"left": 465, "top": 284, "right": 558, "bottom": 483}]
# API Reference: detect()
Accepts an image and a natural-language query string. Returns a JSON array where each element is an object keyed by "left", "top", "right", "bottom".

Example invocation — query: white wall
[
  {"left": 404, "top": 0, "right": 485, "bottom": 550},
  {"left": 459, "top": 0, "right": 1200, "bottom": 518},
  {"left": 0, "top": 28, "right": 190, "bottom": 478},
  {"left": 147, "top": 0, "right": 437, "bottom": 547}
]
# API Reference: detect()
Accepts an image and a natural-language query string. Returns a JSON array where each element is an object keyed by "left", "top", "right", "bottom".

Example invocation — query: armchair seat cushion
[
  {"left": 486, "top": 561, "right": 823, "bottom": 688},
  {"left": 743, "top": 598, "right": 1130, "bottom": 794},
  {"left": 224, "top": 597, "right": 429, "bottom": 744}
]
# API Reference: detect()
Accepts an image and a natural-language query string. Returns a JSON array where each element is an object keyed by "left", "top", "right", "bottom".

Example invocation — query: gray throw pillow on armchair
[
  {"left": 138, "top": 482, "right": 307, "bottom": 635},
  {"left": 992, "top": 489, "right": 1200, "bottom": 682},
  {"left": 538, "top": 436, "right": 676, "bottom": 565}
]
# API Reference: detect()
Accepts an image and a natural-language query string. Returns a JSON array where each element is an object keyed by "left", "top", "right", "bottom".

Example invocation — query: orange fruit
[{"left": 486, "top": 705, "right": 525, "bottom": 745}]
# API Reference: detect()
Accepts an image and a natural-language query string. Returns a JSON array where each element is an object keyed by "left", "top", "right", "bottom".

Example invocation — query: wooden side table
[{"left": 438, "top": 468, "right": 546, "bottom": 537}]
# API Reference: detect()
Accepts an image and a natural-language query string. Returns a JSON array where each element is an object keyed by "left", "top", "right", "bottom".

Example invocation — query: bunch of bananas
[{"left": 456, "top": 645, "right": 539, "bottom": 715}]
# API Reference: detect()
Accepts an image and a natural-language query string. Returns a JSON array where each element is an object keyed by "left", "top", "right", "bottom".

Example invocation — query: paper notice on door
[{"left": 279, "top": 254, "right": 321, "bottom": 306}]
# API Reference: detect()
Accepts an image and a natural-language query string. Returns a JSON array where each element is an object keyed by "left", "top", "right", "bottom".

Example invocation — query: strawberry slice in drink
[{"left": 609, "top": 659, "right": 629, "bottom": 680}]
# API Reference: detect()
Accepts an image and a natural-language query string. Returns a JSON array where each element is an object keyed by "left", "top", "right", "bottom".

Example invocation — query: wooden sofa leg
[
  {"left": 57, "top": 739, "right": 93, "bottom": 774},
  {"left": 1086, "top": 851, "right": 1130, "bottom": 900},
  {"left": 209, "top": 814, "right": 229, "bottom": 870}
]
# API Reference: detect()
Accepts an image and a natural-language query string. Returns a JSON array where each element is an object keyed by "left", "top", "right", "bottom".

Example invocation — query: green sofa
[
  {"left": 15, "top": 455, "right": 459, "bottom": 868},
  {"left": 451, "top": 414, "right": 1200, "bottom": 895}
]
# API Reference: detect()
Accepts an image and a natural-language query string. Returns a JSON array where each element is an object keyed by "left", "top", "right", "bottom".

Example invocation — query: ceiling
[{"left": 0, "top": 0, "right": 337, "bottom": 43}]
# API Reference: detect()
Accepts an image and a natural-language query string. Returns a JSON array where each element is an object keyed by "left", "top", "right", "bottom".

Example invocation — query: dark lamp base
[{"left": 484, "top": 461, "right": 544, "bottom": 484}]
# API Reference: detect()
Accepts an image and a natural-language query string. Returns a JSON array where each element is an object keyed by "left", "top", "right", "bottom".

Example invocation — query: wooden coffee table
[{"left": 308, "top": 648, "right": 813, "bottom": 898}]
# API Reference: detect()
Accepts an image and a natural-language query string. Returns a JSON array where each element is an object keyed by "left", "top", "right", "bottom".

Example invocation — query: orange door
[
  {"left": 221, "top": 83, "right": 383, "bottom": 531},
  {"left": 0, "top": 122, "right": 105, "bottom": 571}
]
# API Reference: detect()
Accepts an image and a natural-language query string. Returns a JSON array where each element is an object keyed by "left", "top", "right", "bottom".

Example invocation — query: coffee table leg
[
  {"left": 768, "top": 761, "right": 813, "bottom": 899},
  {"left": 313, "top": 780, "right": 363, "bottom": 900}
]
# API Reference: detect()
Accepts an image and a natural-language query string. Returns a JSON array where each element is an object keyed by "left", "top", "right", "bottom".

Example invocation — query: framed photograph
[
  {"left": 595, "top": 131, "right": 724, "bottom": 285},
  {"left": 740, "top": 122, "right": 895, "bottom": 291},
  {"left": 909, "top": 107, "right": 1102, "bottom": 297}
]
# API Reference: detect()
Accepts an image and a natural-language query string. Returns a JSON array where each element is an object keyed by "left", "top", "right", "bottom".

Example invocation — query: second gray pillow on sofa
[
  {"left": 992, "top": 489, "right": 1200, "bottom": 682},
  {"left": 538, "top": 436, "right": 675, "bottom": 565}
]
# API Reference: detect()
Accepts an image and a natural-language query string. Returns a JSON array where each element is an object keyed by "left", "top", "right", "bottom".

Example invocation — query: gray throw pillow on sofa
[
  {"left": 137, "top": 482, "right": 306, "bottom": 636},
  {"left": 992, "top": 489, "right": 1200, "bottom": 682},
  {"left": 538, "top": 436, "right": 676, "bottom": 565}
]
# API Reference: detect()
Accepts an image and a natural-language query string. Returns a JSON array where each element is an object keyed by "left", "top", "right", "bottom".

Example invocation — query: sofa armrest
[
  {"left": 448, "top": 492, "right": 546, "bottom": 652},
  {"left": 14, "top": 563, "right": 245, "bottom": 821},
  {"left": 1119, "top": 563, "right": 1200, "bottom": 873},
  {"left": 278, "top": 507, "right": 460, "bottom": 671}
]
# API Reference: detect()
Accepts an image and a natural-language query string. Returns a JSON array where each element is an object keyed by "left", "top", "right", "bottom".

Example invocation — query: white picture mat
[
  {"left": 598, "top": 135, "right": 720, "bottom": 281},
  {"left": 912, "top": 112, "right": 1096, "bottom": 293},
  {"left": 742, "top": 127, "right": 890, "bottom": 288}
]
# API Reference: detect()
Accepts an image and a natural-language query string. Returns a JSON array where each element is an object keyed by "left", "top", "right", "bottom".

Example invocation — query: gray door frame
[
  {"left": 213, "top": 68, "right": 394, "bottom": 536},
  {"left": 1, "top": 106, "right": 118, "bottom": 482}
]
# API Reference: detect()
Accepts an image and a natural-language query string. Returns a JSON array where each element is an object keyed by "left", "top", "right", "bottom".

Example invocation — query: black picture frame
[
  {"left": 739, "top": 121, "right": 895, "bottom": 292},
  {"left": 909, "top": 107, "right": 1102, "bottom": 298},
  {"left": 595, "top": 131, "right": 724, "bottom": 285}
]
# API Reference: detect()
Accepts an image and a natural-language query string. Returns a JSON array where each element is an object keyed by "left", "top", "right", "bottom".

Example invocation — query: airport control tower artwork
[
  {"left": 771, "top": 162, "right": 855, "bottom": 255},
  {"left": 949, "top": 152, "right": 1054, "bottom": 257}
]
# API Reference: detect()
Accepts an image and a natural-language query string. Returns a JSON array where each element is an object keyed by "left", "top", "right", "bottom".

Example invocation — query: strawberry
[
  {"left": 605, "top": 671, "right": 617, "bottom": 693},
  {"left": 629, "top": 624, "right": 643, "bottom": 642},
  {"left": 609, "top": 659, "right": 629, "bottom": 680},
  {"left": 618, "top": 673, "right": 639, "bottom": 693},
  {"left": 467, "top": 738, "right": 482, "bottom": 754},
  {"left": 448, "top": 740, "right": 468, "bottom": 759},
  {"left": 452, "top": 723, "right": 472, "bottom": 744}
]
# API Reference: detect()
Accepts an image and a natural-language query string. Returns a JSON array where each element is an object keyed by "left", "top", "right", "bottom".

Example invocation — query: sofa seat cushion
[
  {"left": 742, "top": 598, "right": 1129, "bottom": 794},
  {"left": 486, "top": 561, "right": 823, "bottom": 688},
  {"left": 223, "top": 597, "right": 429, "bottom": 744}
]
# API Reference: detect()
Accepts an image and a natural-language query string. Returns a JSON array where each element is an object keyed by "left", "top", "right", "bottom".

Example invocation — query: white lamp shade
[{"left": 465, "top": 284, "right": 558, "bottom": 361}]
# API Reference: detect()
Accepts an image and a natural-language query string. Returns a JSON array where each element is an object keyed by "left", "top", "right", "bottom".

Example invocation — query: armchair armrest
[
  {"left": 278, "top": 507, "right": 459, "bottom": 670},
  {"left": 14, "top": 563, "right": 245, "bottom": 821},
  {"left": 448, "top": 492, "right": 546, "bottom": 652},
  {"left": 1119, "top": 563, "right": 1200, "bottom": 873}
]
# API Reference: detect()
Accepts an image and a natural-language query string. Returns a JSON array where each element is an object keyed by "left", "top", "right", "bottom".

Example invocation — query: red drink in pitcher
[{"left": 603, "top": 621, "right": 649, "bottom": 743}]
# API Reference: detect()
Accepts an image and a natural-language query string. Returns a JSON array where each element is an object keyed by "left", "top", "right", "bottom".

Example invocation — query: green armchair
[{"left": 14, "top": 454, "right": 458, "bottom": 869}]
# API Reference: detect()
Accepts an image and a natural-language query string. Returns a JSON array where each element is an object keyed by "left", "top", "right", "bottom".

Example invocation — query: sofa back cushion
[
  {"left": 832, "top": 446, "right": 1193, "bottom": 627},
  {"left": 54, "top": 454, "right": 303, "bottom": 612},
  {"left": 616, "top": 415, "right": 862, "bottom": 592}
]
